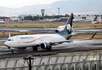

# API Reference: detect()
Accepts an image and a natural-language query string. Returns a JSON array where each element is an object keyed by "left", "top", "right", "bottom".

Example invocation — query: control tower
[{"left": 41, "top": 9, "right": 45, "bottom": 20}]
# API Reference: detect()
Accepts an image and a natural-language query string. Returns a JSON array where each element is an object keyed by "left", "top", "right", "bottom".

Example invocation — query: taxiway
[
  {"left": 0, "top": 27, "right": 102, "bottom": 34},
  {"left": 0, "top": 39, "right": 102, "bottom": 58}
]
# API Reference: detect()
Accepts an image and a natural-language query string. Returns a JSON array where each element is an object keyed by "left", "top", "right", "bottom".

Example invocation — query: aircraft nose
[
  {"left": 4, "top": 41, "right": 12, "bottom": 49},
  {"left": 4, "top": 41, "right": 10, "bottom": 47}
]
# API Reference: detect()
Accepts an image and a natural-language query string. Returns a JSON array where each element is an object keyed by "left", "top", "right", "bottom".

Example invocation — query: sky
[
  {"left": 0, "top": 0, "right": 59, "bottom": 8},
  {"left": 0, "top": 0, "right": 101, "bottom": 16}
]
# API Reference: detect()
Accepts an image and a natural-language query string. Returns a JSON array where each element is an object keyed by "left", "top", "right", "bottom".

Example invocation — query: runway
[{"left": 0, "top": 39, "right": 102, "bottom": 58}]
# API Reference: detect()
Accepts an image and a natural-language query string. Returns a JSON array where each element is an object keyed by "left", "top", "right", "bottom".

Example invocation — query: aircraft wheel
[
  {"left": 47, "top": 46, "right": 52, "bottom": 51},
  {"left": 11, "top": 50, "right": 14, "bottom": 53},
  {"left": 22, "top": 47, "right": 27, "bottom": 49},
  {"left": 33, "top": 47, "right": 38, "bottom": 51}
]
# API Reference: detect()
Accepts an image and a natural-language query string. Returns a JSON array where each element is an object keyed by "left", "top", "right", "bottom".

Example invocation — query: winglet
[
  {"left": 93, "top": 15, "right": 98, "bottom": 21},
  {"left": 90, "top": 32, "right": 97, "bottom": 39}
]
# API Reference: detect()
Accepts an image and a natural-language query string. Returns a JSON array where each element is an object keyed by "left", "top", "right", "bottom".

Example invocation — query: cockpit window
[{"left": 7, "top": 39, "right": 14, "bottom": 41}]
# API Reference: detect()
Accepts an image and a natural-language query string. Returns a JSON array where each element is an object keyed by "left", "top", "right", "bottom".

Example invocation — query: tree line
[{"left": 23, "top": 14, "right": 69, "bottom": 21}]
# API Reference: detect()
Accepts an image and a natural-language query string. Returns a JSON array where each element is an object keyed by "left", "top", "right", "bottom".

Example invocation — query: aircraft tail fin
[
  {"left": 58, "top": 13, "right": 74, "bottom": 39},
  {"left": 65, "top": 13, "right": 73, "bottom": 27},
  {"left": 93, "top": 15, "right": 98, "bottom": 21}
]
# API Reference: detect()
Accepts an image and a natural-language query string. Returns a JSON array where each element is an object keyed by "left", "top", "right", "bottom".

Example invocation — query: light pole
[
  {"left": 23, "top": 55, "right": 33, "bottom": 70},
  {"left": 58, "top": 7, "right": 60, "bottom": 18}
]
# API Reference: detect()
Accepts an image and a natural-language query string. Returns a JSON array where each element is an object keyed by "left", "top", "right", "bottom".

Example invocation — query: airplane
[
  {"left": 55, "top": 17, "right": 74, "bottom": 33},
  {"left": 4, "top": 13, "right": 74, "bottom": 52},
  {"left": 55, "top": 25, "right": 73, "bottom": 33},
  {"left": 91, "top": 15, "right": 99, "bottom": 24},
  {"left": 91, "top": 15, "right": 102, "bottom": 24},
  {"left": 54, "top": 15, "right": 102, "bottom": 34}
]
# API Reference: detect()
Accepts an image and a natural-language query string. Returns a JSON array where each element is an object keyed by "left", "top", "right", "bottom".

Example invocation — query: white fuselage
[{"left": 4, "top": 34, "right": 67, "bottom": 48}]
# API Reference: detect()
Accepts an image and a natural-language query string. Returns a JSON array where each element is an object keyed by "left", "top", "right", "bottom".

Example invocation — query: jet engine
[
  {"left": 40, "top": 43, "right": 52, "bottom": 50},
  {"left": 55, "top": 30, "right": 59, "bottom": 33},
  {"left": 55, "top": 24, "right": 72, "bottom": 33}
]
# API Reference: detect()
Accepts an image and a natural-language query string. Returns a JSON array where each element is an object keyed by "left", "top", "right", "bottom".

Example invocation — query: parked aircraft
[
  {"left": 4, "top": 13, "right": 74, "bottom": 52},
  {"left": 91, "top": 15, "right": 99, "bottom": 24},
  {"left": 55, "top": 15, "right": 102, "bottom": 33},
  {"left": 91, "top": 15, "right": 102, "bottom": 24},
  {"left": 55, "top": 16, "right": 73, "bottom": 33},
  {"left": 55, "top": 25, "right": 73, "bottom": 33}
]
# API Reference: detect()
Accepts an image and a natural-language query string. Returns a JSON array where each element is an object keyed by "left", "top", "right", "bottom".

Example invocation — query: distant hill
[{"left": 0, "top": 0, "right": 102, "bottom": 16}]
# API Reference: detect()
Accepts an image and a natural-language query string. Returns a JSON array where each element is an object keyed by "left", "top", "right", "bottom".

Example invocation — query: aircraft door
[{"left": 16, "top": 37, "right": 21, "bottom": 44}]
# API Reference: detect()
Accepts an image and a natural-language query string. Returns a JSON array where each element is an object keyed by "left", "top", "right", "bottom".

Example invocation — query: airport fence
[{"left": 0, "top": 52, "right": 102, "bottom": 70}]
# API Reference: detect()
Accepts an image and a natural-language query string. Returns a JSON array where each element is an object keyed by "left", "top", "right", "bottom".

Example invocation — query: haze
[
  {"left": 0, "top": 0, "right": 101, "bottom": 16},
  {"left": 0, "top": 0, "right": 59, "bottom": 8}
]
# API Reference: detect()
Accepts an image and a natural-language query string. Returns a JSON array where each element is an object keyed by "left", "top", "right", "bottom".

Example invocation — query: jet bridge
[{"left": 0, "top": 52, "right": 102, "bottom": 70}]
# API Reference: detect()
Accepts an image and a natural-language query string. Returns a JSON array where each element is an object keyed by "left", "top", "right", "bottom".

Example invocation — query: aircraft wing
[
  {"left": 73, "top": 32, "right": 99, "bottom": 45},
  {"left": 50, "top": 40, "right": 72, "bottom": 45},
  {"left": 51, "top": 31, "right": 97, "bottom": 45}
]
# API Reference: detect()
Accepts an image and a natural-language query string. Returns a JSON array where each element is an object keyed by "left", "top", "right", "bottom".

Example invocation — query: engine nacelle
[
  {"left": 55, "top": 24, "right": 72, "bottom": 33},
  {"left": 55, "top": 30, "right": 59, "bottom": 33},
  {"left": 40, "top": 43, "right": 51, "bottom": 49}
]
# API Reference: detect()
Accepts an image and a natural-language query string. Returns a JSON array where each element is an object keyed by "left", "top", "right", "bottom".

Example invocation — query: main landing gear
[
  {"left": 6, "top": 47, "right": 15, "bottom": 53},
  {"left": 33, "top": 46, "right": 38, "bottom": 51},
  {"left": 11, "top": 50, "right": 14, "bottom": 53}
]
